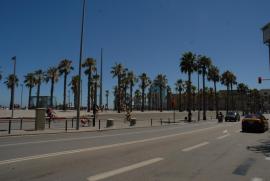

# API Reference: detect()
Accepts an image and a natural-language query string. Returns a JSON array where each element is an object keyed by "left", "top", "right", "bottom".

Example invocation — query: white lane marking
[
  {"left": 0, "top": 125, "right": 222, "bottom": 165},
  {"left": 217, "top": 134, "right": 230, "bottom": 140},
  {"left": 87, "top": 158, "right": 163, "bottom": 181},
  {"left": 265, "top": 157, "right": 270, "bottom": 161},
  {"left": 0, "top": 122, "right": 217, "bottom": 147},
  {"left": 223, "top": 130, "right": 228, "bottom": 134},
  {"left": 182, "top": 142, "right": 209, "bottom": 152},
  {"left": 251, "top": 177, "right": 263, "bottom": 181}
]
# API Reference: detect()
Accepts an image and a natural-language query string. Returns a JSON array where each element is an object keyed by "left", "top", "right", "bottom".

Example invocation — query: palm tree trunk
[
  {"left": 63, "top": 73, "right": 67, "bottom": 110},
  {"left": 214, "top": 81, "right": 219, "bottom": 118},
  {"left": 178, "top": 90, "right": 182, "bottom": 112},
  {"left": 9, "top": 88, "right": 13, "bottom": 110},
  {"left": 230, "top": 83, "right": 234, "bottom": 111},
  {"left": 159, "top": 86, "right": 163, "bottom": 112},
  {"left": 202, "top": 70, "right": 206, "bottom": 120},
  {"left": 28, "top": 87, "right": 32, "bottom": 109},
  {"left": 226, "top": 85, "right": 229, "bottom": 113},
  {"left": 36, "top": 82, "right": 41, "bottom": 108},
  {"left": 241, "top": 93, "right": 245, "bottom": 115},
  {"left": 129, "top": 85, "right": 133, "bottom": 111},
  {"left": 50, "top": 78, "right": 54, "bottom": 107},
  {"left": 106, "top": 95, "right": 108, "bottom": 109},
  {"left": 87, "top": 74, "right": 91, "bottom": 112},
  {"left": 141, "top": 87, "right": 145, "bottom": 112},
  {"left": 188, "top": 72, "right": 191, "bottom": 122},
  {"left": 117, "top": 76, "right": 121, "bottom": 113}
]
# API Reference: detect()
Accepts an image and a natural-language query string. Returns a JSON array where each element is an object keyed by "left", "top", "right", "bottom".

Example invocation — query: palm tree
[
  {"left": 24, "top": 73, "right": 36, "bottom": 108},
  {"left": 34, "top": 70, "right": 44, "bottom": 108},
  {"left": 197, "top": 55, "right": 212, "bottom": 120},
  {"left": 207, "top": 65, "right": 220, "bottom": 118},
  {"left": 113, "top": 86, "right": 118, "bottom": 111},
  {"left": 69, "top": 75, "right": 80, "bottom": 109},
  {"left": 105, "top": 90, "right": 109, "bottom": 110},
  {"left": 91, "top": 74, "right": 100, "bottom": 107},
  {"left": 237, "top": 83, "right": 248, "bottom": 115},
  {"left": 4, "top": 74, "right": 19, "bottom": 109},
  {"left": 111, "top": 63, "right": 124, "bottom": 113},
  {"left": 82, "top": 58, "right": 96, "bottom": 112},
  {"left": 58, "top": 59, "right": 74, "bottom": 111},
  {"left": 154, "top": 74, "right": 167, "bottom": 112},
  {"left": 134, "top": 89, "right": 142, "bottom": 110},
  {"left": 45, "top": 67, "right": 59, "bottom": 107},
  {"left": 195, "top": 59, "right": 203, "bottom": 121},
  {"left": 121, "top": 70, "right": 129, "bottom": 109},
  {"left": 180, "top": 52, "right": 196, "bottom": 122},
  {"left": 166, "top": 85, "right": 172, "bottom": 110},
  {"left": 127, "top": 71, "right": 137, "bottom": 111},
  {"left": 221, "top": 71, "right": 231, "bottom": 113},
  {"left": 175, "top": 79, "right": 184, "bottom": 112},
  {"left": 139, "top": 73, "right": 151, "bottom": 112},
  {"left": 191, "top": 85, "right": 197, "bottom": 111},
  {"left": 229, "top": 72, "right": 237, "bottom": 110}
]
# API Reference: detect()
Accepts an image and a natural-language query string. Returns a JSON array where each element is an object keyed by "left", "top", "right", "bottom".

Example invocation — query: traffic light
[{"left": 258, "top": 77, "right": 262, "bottom": 84}]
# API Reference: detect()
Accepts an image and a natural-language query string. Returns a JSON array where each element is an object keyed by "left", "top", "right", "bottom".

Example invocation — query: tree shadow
[{"left": 247, "top": 139, "right": 270, "bottom": 157}]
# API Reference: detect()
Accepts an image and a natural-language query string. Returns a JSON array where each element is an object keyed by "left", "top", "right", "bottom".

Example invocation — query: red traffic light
[{"left": 258, "top": 77, "right": 262, "bottom": 84}]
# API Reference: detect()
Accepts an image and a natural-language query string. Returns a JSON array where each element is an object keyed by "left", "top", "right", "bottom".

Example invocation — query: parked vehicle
[
  {"left": 242, "top": 114, "right": 269, "bottom": 133},
  {"left": 225, "top": 112, "right": 240, "bottom": 122}
]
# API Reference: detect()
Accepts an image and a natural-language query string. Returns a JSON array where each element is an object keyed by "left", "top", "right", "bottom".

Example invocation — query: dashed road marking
[
  {"left": 217, "top": 134, "right": 230, "bottom": 140},
  {"left": 251, "top": 177, "right": 263, "bottom": 181},
  {"left": 182, "top": 142, "right": 209, "bottom": 152},
  {"left": 87, "top": 158, "right": 163, "bottom": 181}
]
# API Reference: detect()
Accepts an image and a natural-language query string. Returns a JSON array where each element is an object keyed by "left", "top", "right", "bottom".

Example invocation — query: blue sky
[{"left": 0, "top": 0, "right": 270, "bottom": 107}]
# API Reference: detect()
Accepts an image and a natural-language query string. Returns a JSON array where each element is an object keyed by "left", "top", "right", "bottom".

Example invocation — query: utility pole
[
  {"left": 76, "top": 0, "right": 86, "bottom": 130},
  {"left": 11, "top": 56, "right": 16, "bottom": 118},
  {"left": 99, "top": 48, "right": 103, "bottom": 107},
  {"left": 20, "top": 84, "right": 23, "bottom": 109}
]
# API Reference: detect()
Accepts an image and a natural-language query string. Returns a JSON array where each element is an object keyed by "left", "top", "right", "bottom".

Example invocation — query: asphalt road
[{"left": 0, "top": 120, "right": 269, "bottom": 181}]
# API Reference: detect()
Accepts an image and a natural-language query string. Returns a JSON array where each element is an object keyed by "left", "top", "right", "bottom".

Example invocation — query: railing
[{"left": 0, "top": 116, "right": 188, "bottom": 135}]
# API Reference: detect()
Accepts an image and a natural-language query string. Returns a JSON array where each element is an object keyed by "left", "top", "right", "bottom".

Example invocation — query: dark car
[
  {"left": 225, "top": 112, "right": 240, "bottom": 122},
  {"left": 242, "top": 114, "right": 269, "bottom": 133}
]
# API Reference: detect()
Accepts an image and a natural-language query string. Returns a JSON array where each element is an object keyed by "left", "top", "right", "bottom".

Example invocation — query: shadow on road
[{"left": 247, "top": 139, "right": 270, "bottom": 157}]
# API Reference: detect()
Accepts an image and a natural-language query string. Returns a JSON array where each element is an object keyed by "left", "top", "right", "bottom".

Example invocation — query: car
[
  {"left": 242, "top": 114, "right": 269, "bottom": 133},
  {"left": 225, "top": 112, "right": 240, "bottom": 122}
]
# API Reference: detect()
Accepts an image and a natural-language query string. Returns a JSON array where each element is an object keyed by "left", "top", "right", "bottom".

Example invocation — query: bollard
[
  {"left": 20, "top": 119, "right": 23, "bottom": 130},
  {"left": 65, "top": 119, "right": 68, "bottom": 132},
  {"left": 161, "top": 118, "right": 163, "bottom": 125},
  {"left": 71, "top": 118, "right": 74, "bottom": 128},
  {"left": 168, "top": 118, "right": 170, "bottom": 124},
  {"left": 151, "top": 118, "right": 153, "bottom": 126},
  {"left": 99, "top": 120, "right": 101, "bottom": 130},
  {"left": 88, "top": 119, "right": 90, "bottom": 127},
  {"left": 49, "top": 119, "right": 51, "bottom": 128},
  {"left": 8, "top": 120, "right": 11, "bottom": 134}
]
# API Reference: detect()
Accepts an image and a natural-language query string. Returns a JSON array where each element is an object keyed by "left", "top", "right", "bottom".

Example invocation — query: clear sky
[{"left": 0, "top": 0, "right": 270, "bottom": 107}]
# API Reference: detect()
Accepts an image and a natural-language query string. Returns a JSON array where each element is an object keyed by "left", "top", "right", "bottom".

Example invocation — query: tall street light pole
[
  {"left": 11, "top": 56, "right": 16, "bottom": 118},
  {"left": 20, "top": 84, "right": 23, "bottom": 109},
  {"left": 99, "top": 48, "right": 103, "bottom": 107},
  {"left": 76, "top": 0, "right": 86, "bottom": 130}
]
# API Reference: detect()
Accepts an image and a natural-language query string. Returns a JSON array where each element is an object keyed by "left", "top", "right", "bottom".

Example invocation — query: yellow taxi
[{"left": 242, "top": 114, "right": 269, "bottom": 133}]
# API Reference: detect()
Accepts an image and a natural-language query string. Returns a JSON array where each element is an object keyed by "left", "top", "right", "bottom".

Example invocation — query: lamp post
[
  {"left": 20, "top": 84, "right": 23, "bottom": 109},
  {"left": 11, "top": 56, "right": 16, "bottom": 118},
  {"left": 76, "top": 0, "right": 86, "bottom": 130}
]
